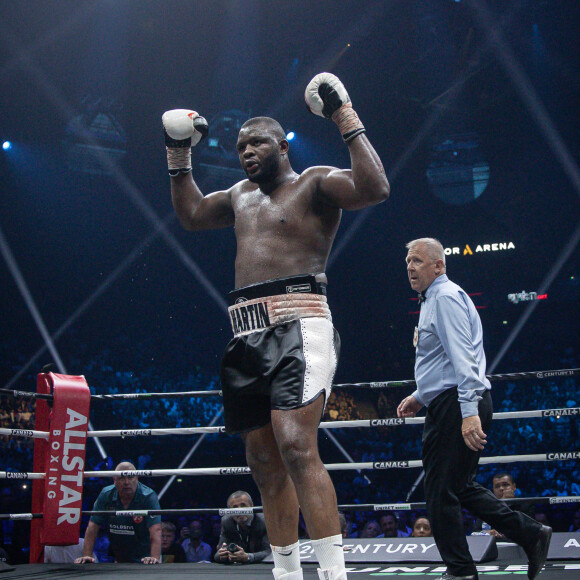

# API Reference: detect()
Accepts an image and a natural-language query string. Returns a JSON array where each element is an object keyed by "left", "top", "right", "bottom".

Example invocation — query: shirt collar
[{"left": 425, "top": 273, "right": 448, "bottom": 298}]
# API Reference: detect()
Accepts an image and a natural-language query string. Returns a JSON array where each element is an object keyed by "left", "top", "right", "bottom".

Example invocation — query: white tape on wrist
[
  {"left": 166, "top": 147, "right": 192, "bottom": 172},
  {"left": 331, "top": 105, "right": 365, "bottom": 143}
]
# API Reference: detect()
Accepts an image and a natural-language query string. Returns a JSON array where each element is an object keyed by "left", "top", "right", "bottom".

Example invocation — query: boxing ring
[
  {"left": 0, "top": 562, "right": 576, "bottom": 580},
  {"left": 0, "top": 368, "right": 579, "bottom": 579}
]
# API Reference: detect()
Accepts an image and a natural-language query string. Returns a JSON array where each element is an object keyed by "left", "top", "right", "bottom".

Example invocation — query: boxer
[{"left": 162, "top": 73, "right": 390, "bottom": 580}]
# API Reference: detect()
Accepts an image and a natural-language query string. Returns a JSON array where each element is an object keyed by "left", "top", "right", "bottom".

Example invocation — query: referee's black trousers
[{"left": 422, "top": 387, "right": 541, "bottom": 577}]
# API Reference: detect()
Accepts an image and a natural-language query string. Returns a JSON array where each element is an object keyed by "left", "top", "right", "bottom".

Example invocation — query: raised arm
[
  {"left": 305, "top": 73, "right": 390, "bottom": 210},
  {"left": 163, "top": 109, "right": 235, "bottom": 231}
]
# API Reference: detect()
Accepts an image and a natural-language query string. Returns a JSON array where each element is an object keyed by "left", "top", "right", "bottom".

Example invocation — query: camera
[{"left": 227, "top": 543, "right": 238, "bottom": 553}]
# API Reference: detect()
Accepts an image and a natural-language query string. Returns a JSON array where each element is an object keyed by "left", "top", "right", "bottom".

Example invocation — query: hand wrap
[
  {"left": 162, "top": 109, "right": 208, "bottom": 176},
  {"left": 331, "top": 103, "right": 365, "bottom": 144}
]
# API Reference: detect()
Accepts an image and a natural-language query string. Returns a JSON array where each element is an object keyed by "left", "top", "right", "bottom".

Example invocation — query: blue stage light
[
  {"left": 286, "top": 132, "right": 295, "bottom": 141},
  {"left": 2, "top": 141, "right": 12, "bottom": 151}
]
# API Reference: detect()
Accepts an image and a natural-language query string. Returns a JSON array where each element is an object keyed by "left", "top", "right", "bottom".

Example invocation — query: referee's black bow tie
[{"left": 417, "top": 291, "right": 427, "bottom": 304}]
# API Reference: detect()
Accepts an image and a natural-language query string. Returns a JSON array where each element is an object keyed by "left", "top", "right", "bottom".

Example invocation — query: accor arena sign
[{"left": 444, "top": 242, "right": 515, "bottom": 256}]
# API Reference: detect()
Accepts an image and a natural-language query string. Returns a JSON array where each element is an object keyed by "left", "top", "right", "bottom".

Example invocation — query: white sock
[
  {"left": 271, "top": 540, "right": 301, "bottom": 574},
  {"left": 273, "top": 569, "right": 303, "bottom": 580},
  {"left": 311, "top": 534, "right": 345, "bottom": 571}
]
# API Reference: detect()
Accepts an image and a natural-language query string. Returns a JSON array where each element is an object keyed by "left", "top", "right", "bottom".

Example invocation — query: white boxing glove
[
  {"left": 305, "top": 73, "right": 351, "bottom": 119},
  {"left": 162, "top": 109, "right": 208, "bottom": 176},
  {"left": 162, "top": 109, "right": 208, "bottom": 147},
  {"left": 305, "top": 73, "right": 365, "bottom": 143}
]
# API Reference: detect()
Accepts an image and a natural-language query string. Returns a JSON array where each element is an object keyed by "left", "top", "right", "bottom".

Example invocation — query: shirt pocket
[{"left": 416, "top": 327, "right": 437, "bottom": 356}]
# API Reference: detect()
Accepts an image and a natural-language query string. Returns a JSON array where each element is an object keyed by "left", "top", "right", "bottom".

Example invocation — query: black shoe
[
  {"left": 524, "top": 525, "right": 552, "bottom": 580},
  {"left": 439, "top": 573, "right": 477, "bottom": 580}
]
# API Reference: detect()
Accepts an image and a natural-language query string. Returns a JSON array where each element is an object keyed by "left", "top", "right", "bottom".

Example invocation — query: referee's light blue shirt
[{"left": 412, "top": 274, "right": 491, "bottom": 418}]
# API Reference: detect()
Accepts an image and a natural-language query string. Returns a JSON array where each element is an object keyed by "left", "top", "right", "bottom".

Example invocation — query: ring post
[
  {"left": 30, "top": 373, "right": 91, "bottom": 562},
  {"left": 30, "top": 372, "right": 51, "bottom": 563}
]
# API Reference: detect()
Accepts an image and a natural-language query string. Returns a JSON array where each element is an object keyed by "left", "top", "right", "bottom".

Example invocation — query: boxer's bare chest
[
  {"left": 231, "top": 179, "right": 339, "bottom": 286},
  {"left": 233, "top": 181, "right": 316, "bottom": 238}
]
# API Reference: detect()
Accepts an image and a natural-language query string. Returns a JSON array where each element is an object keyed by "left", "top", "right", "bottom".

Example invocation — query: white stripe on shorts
[{"left": 299, "top": 317, "right": 338, "bottom": 406}]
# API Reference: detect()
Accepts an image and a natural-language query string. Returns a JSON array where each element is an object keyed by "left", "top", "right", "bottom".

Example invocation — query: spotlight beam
[
  {"left": 489, "top": 218, "right": 580, "bottom": 374},
  {"left": 466, "top": 0, "right": 580, "bottom": 198},
  {"left": 329, "top": 77, "right": 465, "bottom": 267},
  {"left": 0, "top": 21, "right": 228, "bottom": 314},
  {"left": 330, "top": 1, "right": 559, "bottom": 267},
  {"left": 0, "top": 224, "right": 107, "bottom": 459},
  {"left": 463, "top": 0, "right": 580, "bottom": 373},
  {"left": 0, "top": 226, "right": 65, "bottom": 375},
  {"left": 4, "top": 212, "right": 177, "bottom": 390},
  {"left": 0, "top": 19, "right": 227, "bottom": 378},
  {"left": 268, "top": 2, "right": 398, "bottom": 119},
  {"left": 157, "top": 406, "right": 224, "bottom": 501},
  {"left": 0, "top": 18, "right": 227, "bottom": 462},
  {"left": 329, "top": 10, "right": 503, "bottom": 267},
  {"left": 0, "top": 2, "right": 101, "bottom": 79}
]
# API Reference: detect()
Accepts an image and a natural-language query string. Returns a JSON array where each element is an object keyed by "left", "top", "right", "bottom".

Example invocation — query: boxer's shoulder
[
  {"left": 231, "top": 168, "right": 323, "bottom": 201},
  {"left": 297, "top": 166, "right": 343, "bottom": 199},
  {"left": 301, "top": 165, "right": 340, "bottom": 181}
]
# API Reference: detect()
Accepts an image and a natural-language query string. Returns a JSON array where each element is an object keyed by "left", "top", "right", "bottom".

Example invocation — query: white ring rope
[
  {"left": 2, "top": 451, "right": 578, "bottom": 481},
  {"left": 91, "top": 390, "right": 222, "bottom": 400},
  {"left": 1, "top": 407, "right": 577, "bottom": 441},
  {"left": 333, "top": 368, "right": 579, "bottom": 389},
  {"left": 88, "top": 426, "right": 225, "bottom": 437},
  {"left": 2, "top": 368, "right": 577, "bottom": 401},
  {"left": 2, "top": 366, "right": 576, "bottom": 557},
  {"left": 322, "top": 407, "right": 579, "bottom": 429},
  {"left": 2, "top": 496, "right": 579, "bottom": 521},
  {"left": 0, "top": 428, "right": 49, "bottom": 439}
]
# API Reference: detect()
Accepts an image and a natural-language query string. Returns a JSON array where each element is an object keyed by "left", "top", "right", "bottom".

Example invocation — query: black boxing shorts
[{"left": 220, "top": 274, "right": 341, "bottom": 434}]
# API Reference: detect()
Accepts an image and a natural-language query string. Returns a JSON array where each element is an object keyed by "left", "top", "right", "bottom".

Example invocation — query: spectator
[
  {"left": 177, "top": 516, "right": 190, "bottom": 543},
  {"left": 359, "top": 520, "right": 381, "bottom": 538},
  {"left": 492, "top": 472, "right": 518, "bottom": 500},
  {"left": 74, "top": 461, "right": 161, "bottom": 564},
  {"left": 555, "top": 477, "right": 571, "bottom": 497},
  {"left": 378, "top": 512, "right": 408, "bottom": 538},
  {"left": 214, "top": 491, "right": 270, "bottom": 565},
  {"left": 161, "top": 521, "right": 186, "bottom": 563},
  {"left": 571, "top": 470, "right": 580, "bottom": 496},
  {"left": 182, "top": 519, "right": 212, "bottom": 563},
  {"left": 482, "top": 472, "right": 536, "bottom": 538},
  {"left": 411, "top": 516, "right": 432, "bottom": 538}
]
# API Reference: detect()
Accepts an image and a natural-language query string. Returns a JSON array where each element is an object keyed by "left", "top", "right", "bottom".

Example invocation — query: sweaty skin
[
  {"left": 169, "top": 120, "right": 388, "bottom": 288},
  {"left": 168, "top": 116, "right": 389, "bottom": 548},
  {"left": 230, "top": 170, "right": 340, "bottom": 287}
]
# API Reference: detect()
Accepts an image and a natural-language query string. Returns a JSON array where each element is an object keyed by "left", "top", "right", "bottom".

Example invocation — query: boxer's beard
[{"left": 246, "top": 152, "right": 280, "bottom": 184}]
